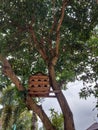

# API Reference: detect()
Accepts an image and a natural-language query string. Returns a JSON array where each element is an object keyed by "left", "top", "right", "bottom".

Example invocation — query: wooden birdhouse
[{"left": 28, "top": 72, "right": 50, "bottom": 97}]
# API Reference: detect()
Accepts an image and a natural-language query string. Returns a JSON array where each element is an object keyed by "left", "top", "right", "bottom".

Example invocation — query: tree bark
[
  {"left": 31, "top": 112, "right": 37, "bottom": 130},
  {"left": 26, "top": 95, "right": 56, "bottom": 130},
  {"left": 48, "top": 64, "right": 75, "bottom": 130}
]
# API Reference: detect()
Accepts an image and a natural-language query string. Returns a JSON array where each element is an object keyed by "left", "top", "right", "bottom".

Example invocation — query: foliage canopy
[{"left": 0, "top": 0, "right": 98, "bottom": 84}]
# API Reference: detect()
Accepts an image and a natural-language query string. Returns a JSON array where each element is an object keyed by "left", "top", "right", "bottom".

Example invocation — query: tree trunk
[
  {"left": 48, "top": 64, "right": 75, "bottom": 130},
  {"left": 31, "top": 111, "right": 37, "bottom": 130}
]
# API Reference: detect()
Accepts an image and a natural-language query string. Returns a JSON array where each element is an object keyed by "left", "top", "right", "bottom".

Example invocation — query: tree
[
  {"left": 79, "top": 26, "right": 98, "bottom": 107},
  {"left": 50, "top": 108, "right": 64, "bottom": 130},
  {"left": 0, "top": 0, "right": 98, "bottom": 130},
  {"left": 0, "top": 85, "right": 32, "bottom": 130},
  {"left": 39, "top": 108, "right": 64, "bottom": 130}
]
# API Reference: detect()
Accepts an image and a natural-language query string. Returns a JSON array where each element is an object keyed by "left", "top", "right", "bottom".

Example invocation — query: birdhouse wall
[{"left": 28, "top": 73, "right": 50, "bottom": 97}]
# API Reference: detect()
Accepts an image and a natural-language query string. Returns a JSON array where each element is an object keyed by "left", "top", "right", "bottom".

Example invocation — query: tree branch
[
  {"left": 49, "top": 0, "right": 57, "bottom": 35},
  {"left": 0, "top": 55, "right": 56, "bottom": 130},
  {"left": 0, "top": 55, "right": 24, "bottom": 91},
  {"left": 57, "top": 0, "right": 68, "bottom": 32},
  {"left": 29, "top": 26, "right": 48, "bottom": 63},
  {"left": 51, "top": 0, "right": 68, "bottom": 66},
  {"left": 55, "top": 0, "right": 68, "bottom": 55}
]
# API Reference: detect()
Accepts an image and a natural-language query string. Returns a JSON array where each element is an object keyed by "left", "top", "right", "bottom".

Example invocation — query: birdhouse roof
[{"left": 32, "top": 72, "right": 48, "bottom": 76}]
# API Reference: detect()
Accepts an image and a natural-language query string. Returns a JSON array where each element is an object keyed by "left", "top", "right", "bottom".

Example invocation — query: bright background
[{"left": 42, "top": 80, "right": 98, "bottom": 130}]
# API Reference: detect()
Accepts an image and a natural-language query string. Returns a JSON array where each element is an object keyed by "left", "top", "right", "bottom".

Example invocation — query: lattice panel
[{"left": 28, "top": 72, "right": 50, "bottom": 97}]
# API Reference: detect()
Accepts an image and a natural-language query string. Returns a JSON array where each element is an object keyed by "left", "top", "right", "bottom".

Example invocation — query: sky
[{"left": 41, "top": 80, "right": 98, "bottom": 130}]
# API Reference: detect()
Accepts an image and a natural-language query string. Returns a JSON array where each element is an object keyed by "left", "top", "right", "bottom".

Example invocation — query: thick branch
[
  {"left": 26, "top": 96, "right": 56, "bottom": 130},
  {"left": 0, "top": 56, "right": 24, "bottom": 91},
  {"left": 48, "top": 64, "right": 75, "bottom": 130}
]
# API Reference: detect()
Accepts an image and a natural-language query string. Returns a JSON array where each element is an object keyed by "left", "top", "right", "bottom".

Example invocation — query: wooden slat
[
  {"left": 29, "top": 95, "right": 56, "bottom": 98},
  {"left": 28, "top": 91, "right": 49, "bottom": 94},
  {"left": 49, "top": 90, "right": 61, "bottom": 93},
  {"left": 28, "top": 91, "right": 56, "bottom": 97},
  {"left": 29, "top": 76, "right": 49, "bottom": 80},
  {"left": 28, "top": 90, "right": 60, "bottom": 95},
  {"left": 28, "top": 87, "right": 50, "bottom": 92}
]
